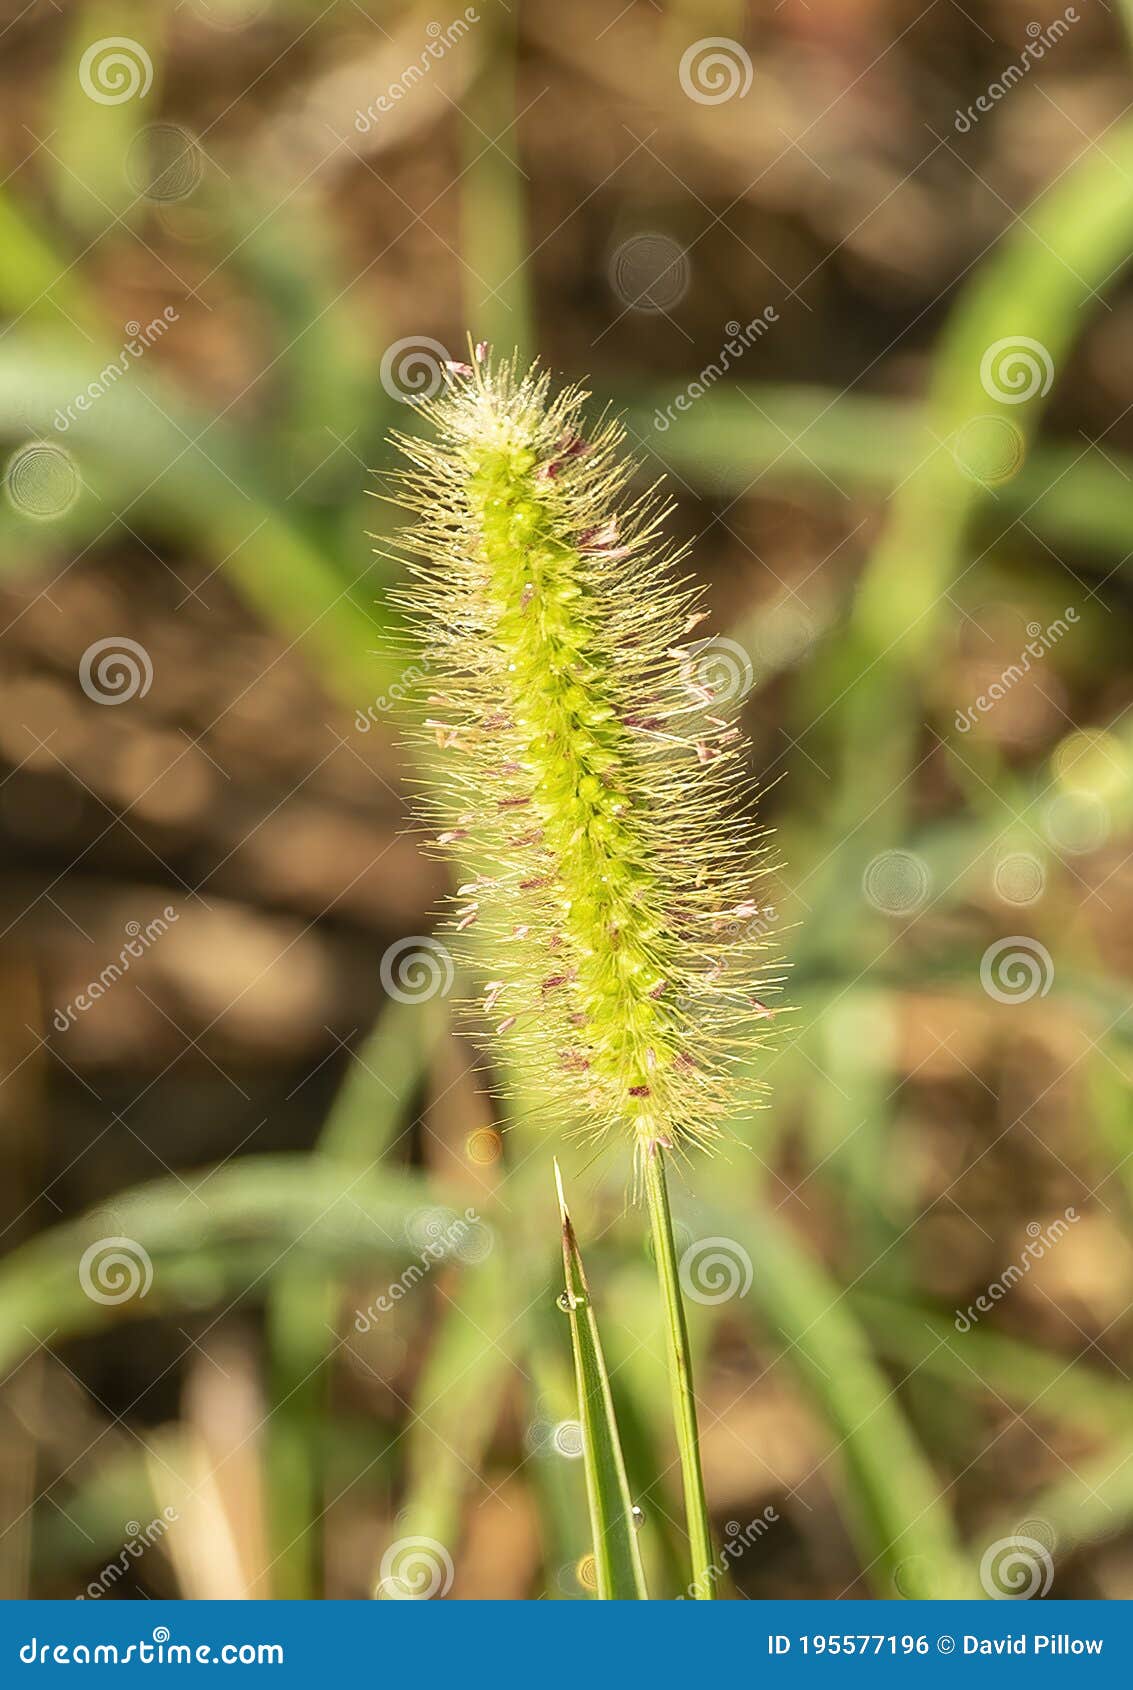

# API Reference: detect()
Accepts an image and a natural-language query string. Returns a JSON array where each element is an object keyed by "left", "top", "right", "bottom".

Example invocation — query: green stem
[{"left": 642, "top": 1143, "right": 714, "bottom": 1598}]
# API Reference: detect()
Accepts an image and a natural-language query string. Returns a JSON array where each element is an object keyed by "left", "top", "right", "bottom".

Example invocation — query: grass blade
[
  {"left": 703, "top": 1192, "right": 982, "bottom": 1598},
  {"left": 555, "top": 1161, "right": 648, "bottom": 1600},
  {"left": 642, "top": 1144, "right": 715, "bottom": 1598}
]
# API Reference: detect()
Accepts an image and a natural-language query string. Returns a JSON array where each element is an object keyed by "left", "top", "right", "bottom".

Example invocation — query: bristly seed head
[{"left": 383, "top": 350, "right": 778, "bottom": 1166}]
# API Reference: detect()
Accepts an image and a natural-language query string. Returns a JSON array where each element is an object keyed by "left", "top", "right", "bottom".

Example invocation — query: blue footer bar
[{"left": 0, "top": 1600, "right": 1128, "bottom": 1684}]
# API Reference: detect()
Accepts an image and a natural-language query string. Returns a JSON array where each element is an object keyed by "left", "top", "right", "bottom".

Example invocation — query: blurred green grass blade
[
  {"left": 555, "top": 1161, "right": 648, "bottom": 1600},
  {"left": 705, "top": 1196, "right": 981, "bottom": 1598},
  {"left": 377, "top": 1247, "right": 516, "bottom": 1598},
  {"left": 853, "top": 1292, "right": 1133, "bottom": 1437},
  {"left": 0, "top": 340, "right": 388, "bottom": 702},
  {"left": 459, "top": 6, "right": 533, "bottom": 362},
  {"left": 317, "top": 998, "right": 446, "bottom": 1167},
  {"left": 855, "top": 116, "right": 1133, "bottom": 662},
  {"left": 0, "top": 1156, "right": 436, "bottom": 1376},
  {"left": 523, "top": 1313, "right": 599, "bottom": 1598},
  {"left": 268, "top": 1000, "right": 447, "bottom": 1596},
  {"left": 599, "top": 1262, "right": 697, "bottom": 1598},
  {"left": 264, "top": 1273, "right": 340, "bottom": 1599},
  {"left": 51, "top": 4, "right": 165, "bottom": 234},
  {"left": 218, "top": 187, "right": 394, "bottom": 525},
  {"left": 0, "top": 192, "right": 97, "bottom": 330},
  {"left": 978, "top": 1433, "right": 1133, "bottom": 1571},
  {"left": 31, "top": 1446, "right": 170, "bottom": 1592},
  {"left": 626, "top": 383, "right": 1133, "bottom": 569}
]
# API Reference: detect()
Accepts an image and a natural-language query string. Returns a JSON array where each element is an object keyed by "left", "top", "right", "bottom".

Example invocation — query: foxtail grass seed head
[{"left": 382, "top": 348, "right": 778, "bottom": 1165}]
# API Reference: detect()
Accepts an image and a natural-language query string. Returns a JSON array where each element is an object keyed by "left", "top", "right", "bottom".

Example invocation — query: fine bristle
[{"left": 383, "top": 348, "right": 780, "bottom": 1161}]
